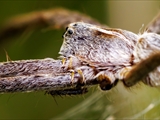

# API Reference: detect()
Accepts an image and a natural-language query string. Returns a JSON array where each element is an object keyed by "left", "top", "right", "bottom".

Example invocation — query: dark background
[{"left": 0, "top": 1, "right": 160, "bottom": 119}]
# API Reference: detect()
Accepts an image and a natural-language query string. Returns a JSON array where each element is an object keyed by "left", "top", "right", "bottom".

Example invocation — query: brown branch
[
  {"left": 0, "top": 58, "right": 98, "bottom": 93},
  {"left": 0, "top": 8, "right": 106, "bottom": 42}
]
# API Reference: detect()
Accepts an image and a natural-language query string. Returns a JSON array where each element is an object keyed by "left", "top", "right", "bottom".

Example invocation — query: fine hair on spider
[{"left": 58, "top": 22, "right": 160, "bottom": 95}]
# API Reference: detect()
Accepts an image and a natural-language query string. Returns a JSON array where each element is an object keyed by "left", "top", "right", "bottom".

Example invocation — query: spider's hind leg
[
  {"left": 123, "top": 53, "right": 160, "bottom": 87},
  {"left": 123, "top": 32, "right": 160, "bottom": 87}
]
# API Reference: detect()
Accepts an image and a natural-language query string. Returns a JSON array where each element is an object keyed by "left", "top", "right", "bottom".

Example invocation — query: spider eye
[
  {"left": 63, "top": 28, "right": 74, "bottom": 38},
  {"left": 73, "top": 23, "right": 77, "bottom": 26},
  {"left": 67, "top": 29, "right": 74, "bottom": 35},
  {"left": 65, "top": 27, "right": 68, "bottom": 30}
]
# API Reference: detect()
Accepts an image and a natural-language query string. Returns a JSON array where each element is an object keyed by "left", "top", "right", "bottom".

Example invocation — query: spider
[{"left": 47, "top": 22, "right": 160, "bottom": 96}]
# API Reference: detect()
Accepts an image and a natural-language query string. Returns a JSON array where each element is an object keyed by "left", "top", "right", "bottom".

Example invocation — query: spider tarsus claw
[
  {"left": 77, "top": 69, "right": 85, "bottom": 84},
  {"left": 69, "top": 69, "right": 75, "bottom": 84},
  {"left": 62, "top": 56, "right": 85, "bottom": 87},
  {"left": 62, "top": 57, "right": 66, "bottom": 66},
  {"left": 68, "top": 57, "right": 73, "bottom": 69},
  {"left": 61, "top": 57, "right": 73, "bottom": 70}
]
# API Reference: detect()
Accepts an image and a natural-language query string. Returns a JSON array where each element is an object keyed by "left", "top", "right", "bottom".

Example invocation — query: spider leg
[
  {"left": 61, "top": 56, "right": 86, "bottom": 85},
  {"left": 61, "top": 57, "right": 66, "bottom": 66},
  {"left": 69, "top": 68, "right": 85, "bottom": 85},
  {"left": 77, "top": 69, "right": 85, "bottom": 84},
  {"left": 46, "top": 87, "right": 88, "bottom": 96},
  {"left": 68, "top": 56, "right": 73, "bottom": 69},
  {"left": 123, "top": 52, "right": 160, "bottom": 87},
  {"left": 69, "top": 69, "right": 75, "bottom": 84},
  {"left": 61, "top": 56, "right": 76, "bottom": 84},
  {"left": 95, "top": 71, "right": 118, "bottom": 90},
  {"left": 48, "top": 57, "right": 88, "bottom": 96},
  {"left": 123, "top": 31, "right": 160, "bottom": 87},
  {"left": 61, "top": 56, "right": 73, "bottom": 69}
]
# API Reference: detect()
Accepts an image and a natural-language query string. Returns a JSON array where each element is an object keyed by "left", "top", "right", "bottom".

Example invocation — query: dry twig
[
  {"left": 0, "top": 8, "right": 105, "bottom": 42},
  {"left": 0, "top": 58, "right": 98, "bottom": 93}
]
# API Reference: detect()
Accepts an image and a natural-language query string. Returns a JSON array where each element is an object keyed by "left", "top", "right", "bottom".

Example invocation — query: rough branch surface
[{"left": 0, "top": 58, "right": 98, "bottom": 93}]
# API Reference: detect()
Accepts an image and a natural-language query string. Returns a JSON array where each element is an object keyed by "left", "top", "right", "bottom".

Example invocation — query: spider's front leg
[
  {"left": 47, "top": 56, "right": 89, "bottom": 96},
  {"left": 61, "top": 56, "right": 85, "bottom": 85},
  {"left": 123, "top": 32, "right": 160, "bottom": 87}
]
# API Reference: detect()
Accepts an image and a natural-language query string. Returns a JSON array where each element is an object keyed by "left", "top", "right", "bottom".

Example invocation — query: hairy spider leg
[
  {"left": 61, "top": 56, "right": 86, "bottom": 85},
  {"left": 46, "top": 87, "right": 88, "bottom": 96}
]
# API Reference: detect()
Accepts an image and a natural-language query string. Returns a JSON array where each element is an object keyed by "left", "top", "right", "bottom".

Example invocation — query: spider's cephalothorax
[
  {"left": 60, "top": 22, "right": 139, "bottom": 90},
  {"left": 59, "top": 22, "right": 160, "bottom": 91}
]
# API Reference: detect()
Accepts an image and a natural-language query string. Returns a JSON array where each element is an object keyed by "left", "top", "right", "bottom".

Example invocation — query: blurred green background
[{"left": 0, "top": 0, "right": 160, "bottom": 119}]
